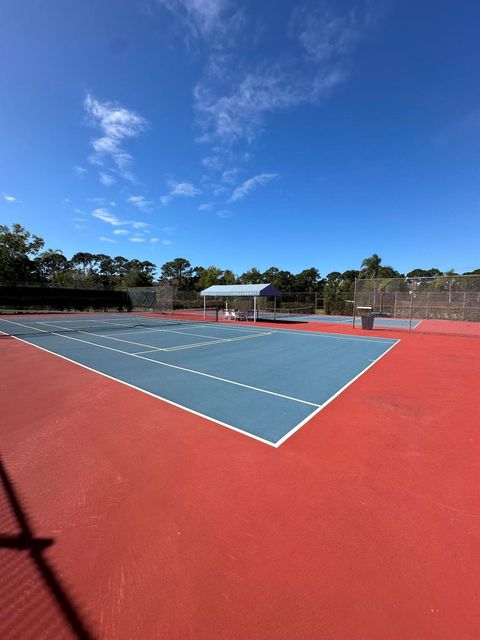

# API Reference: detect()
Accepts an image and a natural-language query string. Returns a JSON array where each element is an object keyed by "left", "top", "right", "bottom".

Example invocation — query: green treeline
[{"left": 1, "top": 224, "right": 478, "bottom": 302}]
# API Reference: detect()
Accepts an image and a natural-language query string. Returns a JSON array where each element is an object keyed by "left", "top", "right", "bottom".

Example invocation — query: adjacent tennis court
[{"left": 0, "top": 312, "right": 397, "bottom": 445}]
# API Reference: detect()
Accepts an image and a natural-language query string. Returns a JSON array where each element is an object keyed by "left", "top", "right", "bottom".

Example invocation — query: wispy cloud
[
  {"left": 92, "top": 209, "right": 124, "bottom": 225},
  {"left": 163, "top": 225, "right": 177, "bottom": 234},
  {"left": 99, "top": 172, "right": 116, "bottom": 186},
  {"left": 161, "top": 239, "right": 173, "bottom": 245},
  {"left": 113, "top": 229, "right": 130, "bottom": 235},
  {"left": 99, "top": 236, "right": 117, "bottom": 243},
  {"left": 84, "top": 93, "right": 148, "bottom": 182},
  {"left": 2, "top": 193, "right": 18, "bottom": 203},
  {"left": 198, "top": 202, "right": 212, "bottom": 211},
  {"left": 230, "top": 172, "right": 278, "bottom": 202},
  {"left": 155, "top": 0, "right": 238, "bottom": 39},
  {"left": 192, "top": 3, "right": 374, "bottom": 146},
  {"left": 169, "top": 180, "right": 201, "bottom": 197},
  {"left": 92, "top": 208, "right": 150, "bottom": 231},
  {"left": 87, "top": 197, "right": 117, "bottom": 206},
  {"left": 289, "top": 3, "right": 364, "bottom": 63},
  {"left": 73, "top": 166, "right": 87, "bottom": 178},
  {"left": 127, "top": 195, "right": 154, "bottom": 211},
  {"left": 129, "top": 236, "right": 146, "bottom": 243},
  {"left": 217, "top": 209, "right": 232, "bottom": 218},
  {"left": 160, "top": 180, "right": 201, "bottom": 206}
]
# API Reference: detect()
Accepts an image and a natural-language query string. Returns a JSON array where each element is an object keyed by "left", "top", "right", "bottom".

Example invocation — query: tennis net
[
  {"left": 257, "top": 306, "right": 315, "bottom": 321},
  {"left": 0, "top": 309, "right": 218, "bottom": 337}
]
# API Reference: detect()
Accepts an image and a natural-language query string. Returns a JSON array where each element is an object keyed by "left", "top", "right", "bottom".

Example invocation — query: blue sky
[{"left": 1, "top": 0, "right": 479, "bottom": 276}]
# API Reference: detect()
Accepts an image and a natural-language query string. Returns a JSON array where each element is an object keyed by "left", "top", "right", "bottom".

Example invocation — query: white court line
[
  {"left": 1, "top": 330, "right": 276, "bottom": 448},
  {"left": 38, "top": 319, "right": 225, "bottom": 341},
  {"left": 195, "top": 321, "right": 397, "bottom": 343},
  {"left": 134, "top": 331, "right": 274, "bottom": 354},
  {"left": 0, "top": 318, "right": 400, "bottom": 448},
  {"left": 162, "top": 331, "right": 274, "bottom": 352},
  {"left": 0, "top": 318, "right": 319, "bottom": 409},
  {"left": 36, "top": 319, "right": 274, "bottom": 355},
  {"left": 273, "top": 339, "right": 400, "bottom": 447}
]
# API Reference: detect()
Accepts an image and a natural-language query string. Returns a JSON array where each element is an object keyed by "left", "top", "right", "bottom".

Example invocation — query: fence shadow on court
[{"left": 0, "top": 456, "right": 96, "bottom": 640}]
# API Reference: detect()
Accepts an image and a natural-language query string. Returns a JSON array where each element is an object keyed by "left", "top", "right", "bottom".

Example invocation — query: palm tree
[{"left": 360, "top": 254, "right": 382, "bottom": 278}]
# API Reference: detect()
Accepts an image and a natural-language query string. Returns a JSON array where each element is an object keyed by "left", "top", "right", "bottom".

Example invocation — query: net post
[
  {"left": 352, "top": 278, "right": 358, "bottom": 329},
  {"left": 409, "top": 282, "right": 414, "bottom": 332}
]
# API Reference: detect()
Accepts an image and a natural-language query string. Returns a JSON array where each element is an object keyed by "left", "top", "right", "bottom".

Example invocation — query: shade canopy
[{"left": 200, "top": 284, "right": 281, "bottom": 297}]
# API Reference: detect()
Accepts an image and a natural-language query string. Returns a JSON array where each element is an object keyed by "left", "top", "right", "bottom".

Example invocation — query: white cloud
[
  {"left": 74, "top": 224, "right": 86, "bottom": 230},
  {"left": 156, "top": 0, "right": 234, "bottom": 38},
  {"left": 160, "top": 195, "right": 173, "bottom": 207},
  {"left": 163, "top": 225, "right": 177, "bottom": 234},
  {"left": 198, "top": 202, "right": 212, "bottom": 211},
  {"left": 159, "top": 180, "right": 201, "bottom": 207},
  {"left": 87, "top": 197, "right": 117, "bottom": 206},
  {"left": 127, "top": 195, "right": 153, "bottom": 211},
  {"left": 73, "top": 217, "right": 86, "bottom": 222},
  {"left": 99, "top": 172, "right": 116, "bottom": 186},
  {"left": 161, "top": 239, "right": 173, "bottom": 245},
  {"left": 193, "top": 4, "right": 372, "bottom": 145},
  {"left": 131, "top": 221, "right": 150, "bottom": 230},
  {"left": 84, "top": 93, "right": 148, "bottom": 181},
  {"left": 168, "top": 180, "right": 201, "bottom": 197},
  {"left": 92, "top": 209, "right": 123, "bottom": 225},
  {"left": 222, "top": 168, "right": 239, "bottom": 184},
  {"left": 230, "top": 172, "right": 278, "bottom": 202},
  {"left": 150, "top": 237, "right": 160, "bottom": 243},
  {"left": 129, "top": 236, "right": 146, "bottom": 243},
  {"left": 113, "top": 229, "right": 130, "bottom": 235},
  {"left": 99, "top": 236, "right": 117, "bottom": 243},
  {"left": 217, "top": 209, "right": 232, "bottom": 218},
  {"left": 92, "top": 208, "right": 150, "bottom": 231},
  {"left": 2, "top": 193, "right": 17, "bottom": 202},
  {"left": 73, "top": 166, "right": 87, "bottom": 178},
  {"left": 289, "top": 3, "right": 362, "bottom": 63}
]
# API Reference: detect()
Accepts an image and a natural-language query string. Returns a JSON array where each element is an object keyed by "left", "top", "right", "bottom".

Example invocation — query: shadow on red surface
[{"left": 0, "top": 456, "right": 95, "bottom": 640}]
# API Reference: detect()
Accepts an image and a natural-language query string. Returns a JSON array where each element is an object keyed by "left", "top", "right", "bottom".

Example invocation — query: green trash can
[{"left": 361, "top": 314, "right": 374, "bottom": 330}]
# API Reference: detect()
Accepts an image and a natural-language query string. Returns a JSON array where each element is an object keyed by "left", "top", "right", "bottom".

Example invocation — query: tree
[
  {"left": 407, "top": 268, "right": 442, "bottom": 278},
  {"left": 360, "top": 254, "right": 382, "bottom": 278},
  {"left": 35, "top": 249, "right": 69, "bottom": 282},
  {"left": 160, "top": 258, "right": 193, "bottom": 289},
  {"left": 293, "top": 268, "right": 321, "bottom": 292},
  {"left": 238, "top": 267, "right": 263, "bottom": 284},
  {"left": 0, "top": 223, "right": 45, "bottom": 281},
  {"left": 123, "top": 260, "right": 156, "bottom": 287}
]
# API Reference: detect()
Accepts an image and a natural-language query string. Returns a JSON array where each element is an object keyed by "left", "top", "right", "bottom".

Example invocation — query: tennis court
[
  {"left": 256, "top": 310, "right": 422, "bottom": 329},
  {"left": 0, "top": 312, "right": 397, "bottom": 446},
  {"left": 1, "top": 310, "right": 479, "bottom": 640}
]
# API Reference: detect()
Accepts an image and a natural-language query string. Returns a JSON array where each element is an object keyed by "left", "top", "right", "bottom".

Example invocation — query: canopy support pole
[
  {"left": 274, "top": 296, "right": 277, "bottom": 321},
  {"left": 253, "top": 296, "right": 257, "bottom": 323},
  {"left": 203, "top": 295, "right": 206, "bottom": 320}
]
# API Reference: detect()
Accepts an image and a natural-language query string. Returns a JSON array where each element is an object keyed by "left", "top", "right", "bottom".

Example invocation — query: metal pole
[
  {"left": 203, "top": 295, "right": 206, "bottom": 320},
  {"left": 274, "top": 296, "right": 277, "bottom": 321},
  {"left": 254, "top": 296, "right": 257, "bottom": 323},
  {"left": 352, "top": 278, "right": 358, "bottom": 329},
  {"left": 409, "top": 286, "right": 414, "bottom": 332}
]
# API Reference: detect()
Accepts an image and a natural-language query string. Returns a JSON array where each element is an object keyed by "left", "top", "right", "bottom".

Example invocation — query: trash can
[{"left": 361, "top": 314, "right": 374, "bottom": 330}]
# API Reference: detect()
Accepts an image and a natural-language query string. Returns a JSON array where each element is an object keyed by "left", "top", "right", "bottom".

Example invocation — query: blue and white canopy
[{"left": 200, "top": 283, "right": 281, "bottom": 297}]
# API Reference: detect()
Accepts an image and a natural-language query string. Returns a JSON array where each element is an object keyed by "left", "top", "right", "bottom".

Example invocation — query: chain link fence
[{"left": 353, "top": 275, "right": 480, "bottom": 335}]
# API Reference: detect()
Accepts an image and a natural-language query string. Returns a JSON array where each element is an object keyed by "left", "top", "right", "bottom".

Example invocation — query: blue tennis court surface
[
  {"left": 0, "top": 316, "right": 398, "bottom": 446},
  {"left": 261, "top": 313, "right": 421, "bottom": 329}
]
